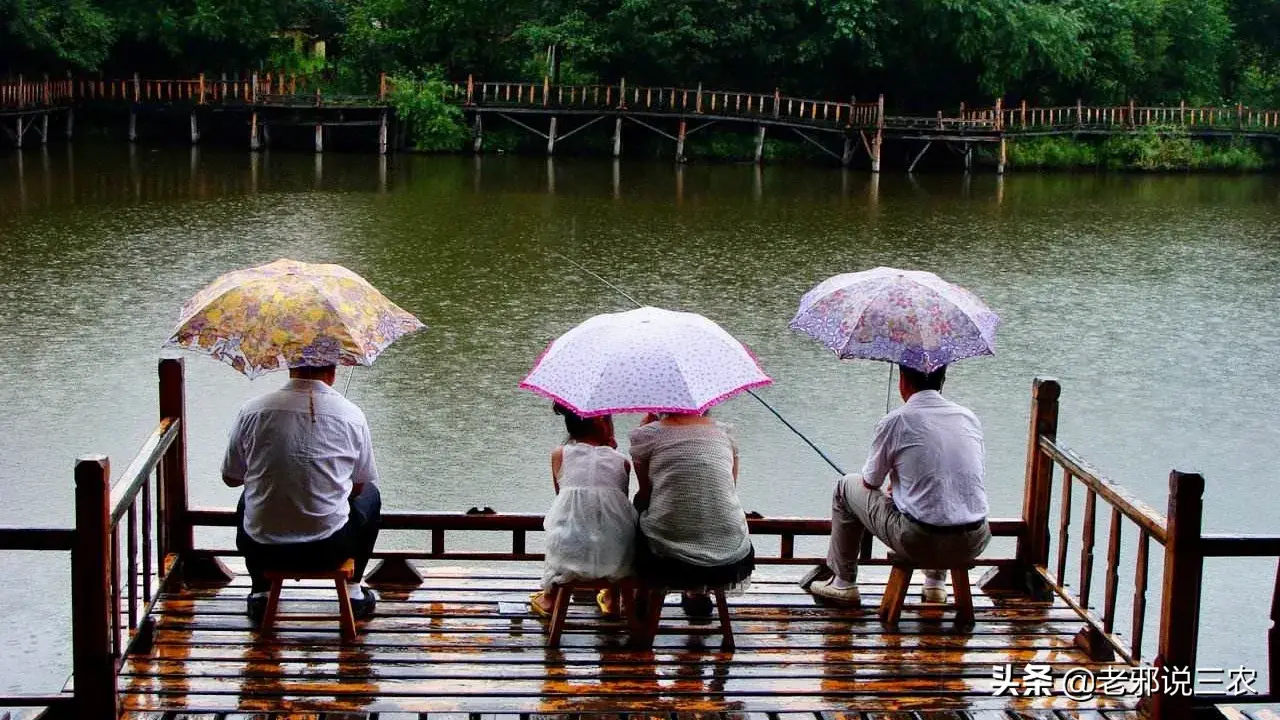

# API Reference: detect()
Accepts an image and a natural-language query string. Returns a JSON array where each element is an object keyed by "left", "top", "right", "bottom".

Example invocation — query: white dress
[{"left": 541, "top": 442, "right": 637, "bottom": 589}]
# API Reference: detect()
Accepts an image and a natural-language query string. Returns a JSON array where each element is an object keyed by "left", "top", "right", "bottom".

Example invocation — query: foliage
[
  {"left": 5, "top": 0, "right": 1280, "bottom": 131},
  {"left": 1006, "top": 129, "right": 1267, "bottom": 171},
  {"left": 387, "top": 69, "right": 469, "bottom": 152}
]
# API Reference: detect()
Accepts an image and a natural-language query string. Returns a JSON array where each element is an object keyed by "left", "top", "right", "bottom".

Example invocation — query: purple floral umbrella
[{"left": 789, "top": 267, "right": 1000, "bottom": 373}]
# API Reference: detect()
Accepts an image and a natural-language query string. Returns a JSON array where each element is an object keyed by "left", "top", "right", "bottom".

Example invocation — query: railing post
[
  {"left": 198, "top": 73, "right": 206, "bottom": 105},
  {"left": 1020, "top": 378, "right": 1059, "bottom": 568},
  {"left": 379, "top": 72, "right": 387, "bottom": 102},
  {"left": 773, "top": 89, "right": 780, "bottom": 119},
  {"left": 1077, "top": 99, "right": 1083, "bottom": 127},
  {"left": 466, "top": 74, "right": 474, "bottom": 105},
  {"left": 1147, "top": 471, "right": 1205, "bottom": 720},
  {"left": 72, "top": 455, "right": 116, "bottom": 719},
  {"left": 158, "top": 358, "right": 191, "bottom": 558},
  {"left": 618, "top": 78, "right": 626, "bottom": 110},
  {"left": 696, "top": 83, "right": 703, "bottom": 113}
]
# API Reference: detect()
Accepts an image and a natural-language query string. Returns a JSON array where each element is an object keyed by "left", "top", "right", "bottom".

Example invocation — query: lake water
[{"left": 1, "top": 144, "right": 1277, "bottom": 695}]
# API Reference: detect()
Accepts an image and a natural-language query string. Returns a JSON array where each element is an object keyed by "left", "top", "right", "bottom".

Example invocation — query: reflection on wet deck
[{"left": 118, "top": 565, "right": 1141, "bottom": 717}]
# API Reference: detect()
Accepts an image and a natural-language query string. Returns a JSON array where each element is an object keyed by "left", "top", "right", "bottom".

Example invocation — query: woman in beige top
[{"left": 629, "top": 411, "right": 755, "bottom": 616}]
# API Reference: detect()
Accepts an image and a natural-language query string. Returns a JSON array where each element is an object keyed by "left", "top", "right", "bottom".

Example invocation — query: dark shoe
[
  {"left": 351, "top": 586, "right": 378, "bottom": 620},
  {"left": 246, "top": 593, "right": 268, "bottom": 627},
  {"left": 680, "top": 591, "right": 714, "bottom": 618}
]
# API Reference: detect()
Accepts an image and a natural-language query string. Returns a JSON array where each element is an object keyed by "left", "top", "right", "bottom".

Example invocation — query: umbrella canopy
[
  {"left": 520, "top": 306, "right": 772, "bottom": 417},
  {"left": 164, "top": 258, "right": 426, "bottom": 378},
  {"left": 789, "top": 267, "right": 999, "bottom": 373}
]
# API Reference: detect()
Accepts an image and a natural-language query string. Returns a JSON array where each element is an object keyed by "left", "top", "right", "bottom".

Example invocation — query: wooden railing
[
  {"left": 1015, "top": 378, "right": 1280, "bottom": 719},
  {"left": 435, "top": 76, "right": 885, "bottom": 130},
  {"left": 0, "top": 75, "right": 75, "bottom": 110},
  {"left": 991, "top": 99, "right": 1280, "bottom": 133},
  {"left": 0, "top": 358, "right": 188, "bottom": 719},
  {"left": 0, "top": 528, "right": 76, "bottom": 713}
]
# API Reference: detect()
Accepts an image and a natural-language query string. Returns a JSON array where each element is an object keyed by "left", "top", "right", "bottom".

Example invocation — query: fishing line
[{"left": 551, "top": 248, "right": 846, "bottom": 476}]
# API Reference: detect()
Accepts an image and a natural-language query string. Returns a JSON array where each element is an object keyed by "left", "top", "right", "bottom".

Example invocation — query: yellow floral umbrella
[{"left": 164, "top": 258, "right": 426, "bottom": 379}]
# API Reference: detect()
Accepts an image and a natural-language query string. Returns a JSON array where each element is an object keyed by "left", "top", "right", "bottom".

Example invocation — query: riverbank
[{"left": 988, "top": 128, "right": 1272, "bottom": 171}]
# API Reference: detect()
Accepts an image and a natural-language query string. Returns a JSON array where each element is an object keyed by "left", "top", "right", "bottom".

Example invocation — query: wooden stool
[
  {"left": 545, "top": 578, "right": 640, "bottom": 647},
  {"left": 637, "top": 587, "right": 735, "bottom": 651},
  {"left": 262, "top": 558, "right": 358, "bottom": 641},
  {"left": 878, "top": 560, "right": 975, "bottom": 629}
]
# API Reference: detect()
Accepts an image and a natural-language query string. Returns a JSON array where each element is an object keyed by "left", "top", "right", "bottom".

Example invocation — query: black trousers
[{"left": 236, "top": 484, "right": 382, "bottom": 594}]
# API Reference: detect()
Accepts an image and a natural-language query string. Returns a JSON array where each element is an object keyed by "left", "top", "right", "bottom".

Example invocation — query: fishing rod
[{"left": 551, "top": 250, "right": 846, "bottom": 476}]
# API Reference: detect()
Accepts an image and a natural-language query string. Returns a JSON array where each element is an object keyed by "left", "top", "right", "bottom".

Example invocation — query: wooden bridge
[
  {"left": 5, "top": 72, "right": 1280, "bottom": 169},
  {"left": 1, "top": 361, "right": 1277, "bottom": 719}
]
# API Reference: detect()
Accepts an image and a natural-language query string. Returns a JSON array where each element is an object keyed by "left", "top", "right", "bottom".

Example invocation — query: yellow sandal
[
  {"left": 596, "top": 588, "right": 620, "bottom": 618},
  {"left": 529, "top": 591, "right": 554, "bottom": 618}
]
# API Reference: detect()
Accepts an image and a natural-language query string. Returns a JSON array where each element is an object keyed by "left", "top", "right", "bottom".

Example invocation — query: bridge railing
[
  {"left": 996, "top": 100, "right": 1280, "bottom": 132},
  {"left": 0, "top": 75, "right": 75, "bottom": 110},
  {"left": 450, "top": 76, "right": 884, "bottom": 129}
]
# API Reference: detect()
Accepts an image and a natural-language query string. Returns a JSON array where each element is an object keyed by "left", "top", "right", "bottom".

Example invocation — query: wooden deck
[{"left": 117, "top": 563, "right": 1139, "bottom": 717}]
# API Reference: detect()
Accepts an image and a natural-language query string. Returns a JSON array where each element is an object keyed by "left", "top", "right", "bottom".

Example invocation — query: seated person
[
  {"left": 530, "top": 404, "right": 636, "bottom": 618},
  {"left": 807, "top": 364, "right": 990, "bottom": 606},
  {"left": 222, "top": 363, "right": 381, "bottom": 624},
  {"left": 630, "top": 410, "right": 755, "bottom": 617}
]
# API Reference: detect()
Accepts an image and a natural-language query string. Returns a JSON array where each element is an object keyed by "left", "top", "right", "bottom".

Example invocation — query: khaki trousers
[{"left": 826, "top": 473, "right": 991, "bottom": 584}]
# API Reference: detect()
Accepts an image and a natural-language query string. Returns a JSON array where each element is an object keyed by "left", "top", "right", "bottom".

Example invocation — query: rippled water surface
[{"left": 1, "top": 145, "right": 1277, "bottom": 693}]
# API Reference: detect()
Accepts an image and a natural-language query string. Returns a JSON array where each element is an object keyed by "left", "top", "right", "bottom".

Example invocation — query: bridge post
[
  {"left": 964, "top": 143, "right": 972, "bottom": 173},
  {"left": 315, "top": 122, "right": 324, "bottom": 153},
  {"left": 129, "top": 72, "right": 139, "bottom": 142},
  {"left": 249, "top": 110, "right": 260, "bottom": 151},
  {"left": 613, "top": 116, "right": 622, "bottom": 157},
  {"left": 754, "top": 125, "right": 766, "bottom": 164},
  {"left": 198, "top": 73, "right": 205, "bottom": 105},
  {"left": 696, "top": 83, "right": 703, "bottom": 114},
  {"left": 190, "top": 110, "right": 200, "bottom": 144},
  {"left": 997, "top": 137, "right": 1007, "bottom": 175},
  {"left": 871, "top": 94, "right": 884, "bottom": 174},
  {"left": 841, "top": 135, "right": 853, "bottom": 167},
  {"left": 14, "top": 116, "right": 22, "bottom": 149},
  {"left": 379, "top": 109, "right": 389, "bottom": 155},
  {"left": 676, "top": 119, "right": 687, "bottom": 163},
  {"left": 466, "top": 74, "right": 474, "bottom": 105},
  {"left": 66, "top": 106, "right": 73, "bottom": 140},
  {"left": 546, "top": 116, "right": 557, "bottom": 155},
  {"left": 472, "top": 113, "right": 483, "bottom": 153}
]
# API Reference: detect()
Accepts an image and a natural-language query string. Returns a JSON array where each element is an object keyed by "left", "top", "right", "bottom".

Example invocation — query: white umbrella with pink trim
[{"left": 519, "top": 306, "right": 772, "bottom": 417}]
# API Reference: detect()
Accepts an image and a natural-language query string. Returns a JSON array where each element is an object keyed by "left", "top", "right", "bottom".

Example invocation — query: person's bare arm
[
  {"left": 550, "top": 446, "right": 564, "bottom": 494},
  {"left": 633, "top": 457, "right": 652, "bottom": 509}
]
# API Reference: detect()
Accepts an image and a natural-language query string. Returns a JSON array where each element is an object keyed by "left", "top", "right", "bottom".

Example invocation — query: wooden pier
[
  {"left": 5, "top": 72, "right": 1280, "bottom": 170},
  {"left": 1, "top": 362, "right": 1278, "bottom": 719}
]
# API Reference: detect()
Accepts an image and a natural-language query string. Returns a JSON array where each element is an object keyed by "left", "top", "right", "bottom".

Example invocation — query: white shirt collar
[
  {"left": 284, "top": 378, "right": 336, "bottom": 395},
  {"left": 905, "top": 389, "right": 946, "bottom": 405}
]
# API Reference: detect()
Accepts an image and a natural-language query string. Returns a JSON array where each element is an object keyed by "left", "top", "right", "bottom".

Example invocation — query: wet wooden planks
[
  {"left": 119, "top": 565, "right": 1143, "bottom": 715},
  {"left": 117, "top": 711, "right": 1155, "bottom": 720}
]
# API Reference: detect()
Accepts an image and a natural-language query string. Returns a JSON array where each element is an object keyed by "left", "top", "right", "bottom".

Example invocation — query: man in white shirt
[
  {"left": 808, "top": 364, "right": 991, "bottom": 607},
  {"left": 222, "top": 364, "right": 382, "bottom": 624}
]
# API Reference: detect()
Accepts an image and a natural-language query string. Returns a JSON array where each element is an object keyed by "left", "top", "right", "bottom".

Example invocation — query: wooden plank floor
[{"left": 118, "top": 565, "right": 1144, "bottom": 717}]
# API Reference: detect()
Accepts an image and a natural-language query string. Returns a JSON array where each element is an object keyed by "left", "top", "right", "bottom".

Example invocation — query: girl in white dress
[{"left": 530, "top": 403, "right": 637, "bottom": 617}]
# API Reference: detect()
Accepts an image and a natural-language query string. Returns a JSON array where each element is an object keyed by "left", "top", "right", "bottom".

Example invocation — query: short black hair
[
  {"left": 553, "top": 403, "right": 599, "bottom": 440},
  {"left": 900, "top": 364, "right": 946, "bottom": 391}
]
